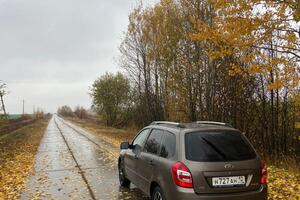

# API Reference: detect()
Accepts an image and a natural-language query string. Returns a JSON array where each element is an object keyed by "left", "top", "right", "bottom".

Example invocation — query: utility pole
[
  {"left": 22, "top": 100, "right": 25, "bottom": 116},
  {"left": 0, "top": 82, "right": 8, "bottom": 119},
  {"left": 0, "top": 94, "right": 7, "bottom": 119}
]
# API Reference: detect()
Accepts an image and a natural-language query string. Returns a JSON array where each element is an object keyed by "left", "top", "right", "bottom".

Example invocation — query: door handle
[{"left": 149, "top": 160, "right": 155, "bottom": 166}]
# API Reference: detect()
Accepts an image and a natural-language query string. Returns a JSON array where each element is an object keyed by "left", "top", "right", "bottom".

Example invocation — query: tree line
[
  {"left": 91, "top": 0, "right": 299, "bottom": 160},
  {"left": 57, "top": 105, "right": 89, "bottom": 119}
]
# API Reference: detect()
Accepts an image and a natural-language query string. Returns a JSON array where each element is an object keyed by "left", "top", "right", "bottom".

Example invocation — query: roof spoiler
[
  {"left": 196, "top": 121, "right": 233, "bottom": 127},
  {"left": 150, "top": 121, "right": 185, "bottom": 128}
]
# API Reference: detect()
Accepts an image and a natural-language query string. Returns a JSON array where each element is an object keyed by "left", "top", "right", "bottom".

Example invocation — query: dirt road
[{"left": 21, "top": 115, "right": 148, "bottom": 200}]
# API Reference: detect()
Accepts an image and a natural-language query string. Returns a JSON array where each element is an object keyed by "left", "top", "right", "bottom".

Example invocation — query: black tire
[
  {"left": 151, "top": 186, "right": 166, "bottom": 200},
  {"left": 118, "top": 160, "right": 130, "bottom": 187}
]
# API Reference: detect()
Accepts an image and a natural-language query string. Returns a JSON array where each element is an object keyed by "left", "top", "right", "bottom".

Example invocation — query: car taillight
[
  {"left": 260, "top": 160, "right": 268, "bottom": 184},
  {"left": 171, "top": 162, "right": 193, "bottom": 188}
]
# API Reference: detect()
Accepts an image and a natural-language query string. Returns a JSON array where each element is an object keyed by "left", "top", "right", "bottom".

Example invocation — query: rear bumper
[{"left": 166, "top": 185, "right": 267, "bottom": 200}]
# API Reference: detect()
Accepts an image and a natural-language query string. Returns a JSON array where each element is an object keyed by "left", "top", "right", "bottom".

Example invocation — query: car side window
[
  {"left": 144, "top": 129, "right": 163, "bottom": 155},
  {"left": 160, "top": 131, "right": 176, "bottom": 159},
  {"left": 132, "top": 129, "right": 150, "bottom": 148}
]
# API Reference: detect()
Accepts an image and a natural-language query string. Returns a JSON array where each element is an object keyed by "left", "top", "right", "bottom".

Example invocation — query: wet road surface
[{"left": 21, "top": 116, "right": 148, "bottom": 200}]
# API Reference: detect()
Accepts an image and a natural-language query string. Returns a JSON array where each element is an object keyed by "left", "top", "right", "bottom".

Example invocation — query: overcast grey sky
[{"left": 0, "top": 0, "right": 157, "bottom": 114}]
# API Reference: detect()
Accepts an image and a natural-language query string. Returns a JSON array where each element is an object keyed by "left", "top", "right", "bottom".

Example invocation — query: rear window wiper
[{"left": 201, "top": 137, "right": 228, "bottom": 160}]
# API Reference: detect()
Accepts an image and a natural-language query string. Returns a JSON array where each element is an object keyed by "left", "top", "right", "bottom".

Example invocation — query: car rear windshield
[{"left": 185, "top": 131, "right": 257, "bottom": 162}]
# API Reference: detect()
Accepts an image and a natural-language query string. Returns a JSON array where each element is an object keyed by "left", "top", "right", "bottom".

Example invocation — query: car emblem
[{"left": 224, "top": 164, "right": 234, "bottom": 169}]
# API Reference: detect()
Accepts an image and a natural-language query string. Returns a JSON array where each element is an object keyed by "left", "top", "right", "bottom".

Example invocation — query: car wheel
[
  {"left": 118, "top": 160, "right": 130, "bottom": 187},
  {"left": 151, "top": 186, "right": 165, "bottom": 200}
]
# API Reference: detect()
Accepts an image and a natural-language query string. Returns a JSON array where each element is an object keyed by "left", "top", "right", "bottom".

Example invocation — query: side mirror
[{"left": 120, "top": 141, "right": 130, "bottom": 150}]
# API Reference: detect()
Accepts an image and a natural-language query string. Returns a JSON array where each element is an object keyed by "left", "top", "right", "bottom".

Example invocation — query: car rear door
[
  {"left": 124, "top": 128, "right": 150, "bottom": 185},
  {"left": 183, "top": 130, "right": 262, "bottom": 194},
  {"left": 136, "top": 129, "right": 164, "bottom": 193},
  {"left": 155, "top": 131, "right": 177, "bottom": 199}
]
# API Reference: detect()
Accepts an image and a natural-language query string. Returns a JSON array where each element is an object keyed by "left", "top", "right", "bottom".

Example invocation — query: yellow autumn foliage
[
  {"left": 0, "top": 120, "right": 48, "bottom": 200},
  {"left": 192, "top": 0, "right": 300, "bottom": 91},
  {"left": 268, "top": 166, "right": 300, "bottom": 200}
]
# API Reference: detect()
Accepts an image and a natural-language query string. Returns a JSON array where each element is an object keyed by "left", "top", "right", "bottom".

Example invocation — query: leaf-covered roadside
[
  {"left": 70, "top": 117, "right": 300, "bottom": 200},
  {"left": 0, "top": 119, "right": 48, "bottom": 200},
  {"left": 268, "top": 166, "right": 300, "bottom": 200},
  {"left": 67, "top": 118, "right": 137, "bottom": 149}
]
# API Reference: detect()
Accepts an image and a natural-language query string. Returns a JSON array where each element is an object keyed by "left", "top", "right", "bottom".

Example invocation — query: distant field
[
  {"left": 7, "top": 114, "right": 22, "bottom": 120},
  {"left": 6, "top": 114, "right": 35, "bottom": 120},
  {"left": 0, "top": 115, "right": 37, "bottom": 137}
]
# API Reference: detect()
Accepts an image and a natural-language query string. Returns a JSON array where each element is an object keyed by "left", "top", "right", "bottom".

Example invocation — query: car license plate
[{"left": 212, "top": 176, "right": 245, "bottom": 187}]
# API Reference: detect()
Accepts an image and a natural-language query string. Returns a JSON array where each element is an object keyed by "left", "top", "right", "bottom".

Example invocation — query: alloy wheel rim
[{"left": 154, "top": 191, "right": 162, "bottom": 200}]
